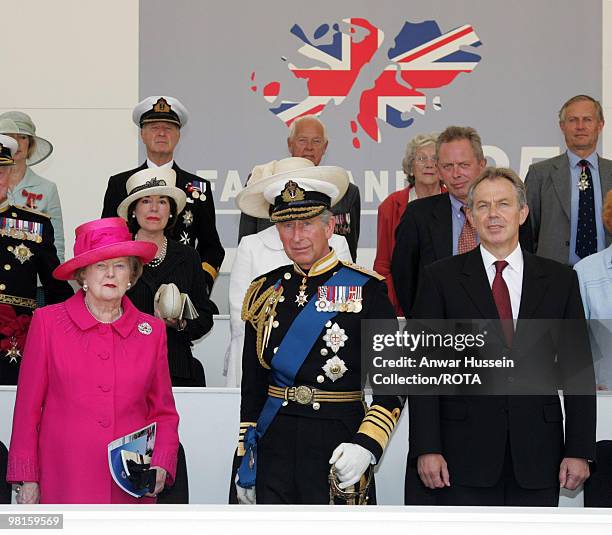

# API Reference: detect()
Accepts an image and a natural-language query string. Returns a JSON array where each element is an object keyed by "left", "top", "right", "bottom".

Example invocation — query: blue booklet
[{"left": 108, "top": 422, "right": 156, "bottom": 498}]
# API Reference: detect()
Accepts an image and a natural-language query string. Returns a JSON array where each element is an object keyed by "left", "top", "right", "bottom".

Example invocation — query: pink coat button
[
  {"left": 98, "top": 352, "right": 110, "bottom": 360},
  {"left": 99, "top": 385, "right": 111, "bottom": 393},
  {"left": 98, "top": 418, "right": 110, "bottom": 428}
]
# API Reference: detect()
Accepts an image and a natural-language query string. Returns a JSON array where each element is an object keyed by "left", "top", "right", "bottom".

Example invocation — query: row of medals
[
  {"left": 294, "top": 280, "right": 363, "bottom": 313},
  {"left": 0, "top": 228, "right": 42, "bottom": 243}
]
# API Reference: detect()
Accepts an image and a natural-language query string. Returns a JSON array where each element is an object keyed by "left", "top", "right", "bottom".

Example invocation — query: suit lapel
[
  {"left": 459, "top": 248, "right": 499, "bottom": 319},
  {"left": 430, "top": 194, "right": 453, "bottom": 260},
  {"left": 550, "top": 153, "right": 571, "bottom": 220},
  {"left": 516, "top": 251, "right": 548, "bottom": 320}
]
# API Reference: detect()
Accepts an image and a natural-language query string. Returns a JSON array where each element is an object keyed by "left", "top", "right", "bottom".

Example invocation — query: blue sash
[{"left": 238, "top": 267, "right": 368, "bottom": 487}]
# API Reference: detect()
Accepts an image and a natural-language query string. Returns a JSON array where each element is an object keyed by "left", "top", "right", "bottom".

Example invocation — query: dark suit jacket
[
  {"left": 238, "top": 183, "right": 361, "bottom": 262},
  {"left": 407, "top": 247, "right": 596, "bottom": 490},
  {"left": 126, "top": 239, "right": 216, "bottom": 383},
  {"left": 102, "top": 162, "right": 225, "bottom": 290},
  {"left": 525, "top": 152, "right": 612, "bottom": 264},
  {"left": 391, "top": 193, "right": 533, "bottom": 317}
]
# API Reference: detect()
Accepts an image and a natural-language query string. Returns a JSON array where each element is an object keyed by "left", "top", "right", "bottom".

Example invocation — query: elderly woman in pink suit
[{"left": 7, "top": 217, "right": 180, "bottom": 504}]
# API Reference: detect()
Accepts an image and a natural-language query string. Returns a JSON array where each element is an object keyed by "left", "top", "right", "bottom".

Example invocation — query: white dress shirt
[
  {"left": 146, "top": 158, "right": 174, "bottom": 169},
  {"left": 479, "top": 243, "right": 524, "bottom": 320}
]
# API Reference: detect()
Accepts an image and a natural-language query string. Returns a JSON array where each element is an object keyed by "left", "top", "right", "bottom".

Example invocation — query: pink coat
[{"left": 7, "top": 291, "right": 179, "bottom": 504}]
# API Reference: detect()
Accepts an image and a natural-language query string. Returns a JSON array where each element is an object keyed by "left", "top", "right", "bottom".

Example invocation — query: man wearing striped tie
[{"left": 392, "top": 126, "right": 533, "bottom": 318}]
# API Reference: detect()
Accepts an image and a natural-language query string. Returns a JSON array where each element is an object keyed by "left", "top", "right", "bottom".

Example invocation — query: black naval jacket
[
  {"left": 127, "top": 239, "right": 217, "bottom": 384},
  {"left": 0, "top": 203, "right": 73, "bottom": 385},
  {"left": 237, "top": 250, "right": 404, "bottom": 463},
  {"left": 102, "top": 162, "right": 225, "bottom": 290},
  {"left": 238, "top": 183, "right": 361, "bottom": 262}
]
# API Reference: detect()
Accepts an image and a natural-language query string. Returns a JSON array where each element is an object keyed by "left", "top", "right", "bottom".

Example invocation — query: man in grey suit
[{"left": 525, "top": 95, "right": 612, "bottom": 265}]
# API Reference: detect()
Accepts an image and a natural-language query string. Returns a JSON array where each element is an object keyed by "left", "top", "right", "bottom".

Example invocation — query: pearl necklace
[
  {"left": 84, "top": 298, "right": 123, "bottom": 324},
  {"left": 147, "top": 237, "right": 168, "bottom": 268}
]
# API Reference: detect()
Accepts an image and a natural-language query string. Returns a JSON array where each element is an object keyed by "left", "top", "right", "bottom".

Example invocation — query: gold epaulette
[
  {"left": 14, "top": 204, "right": 50, "bottom": 218},
  {"left": 241, "top": 276, "right": 284, "bottom": 370},
  {"left": 341, "top": 260, "right": 385, "bottom": 281}
]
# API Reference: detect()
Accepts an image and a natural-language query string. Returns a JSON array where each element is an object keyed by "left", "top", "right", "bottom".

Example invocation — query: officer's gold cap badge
[
  {"left": 281, "top": 181, "right": 305, "bottom": 202},
  {"left": 153, "top": 97, "right": 171, "bottom": 113}
]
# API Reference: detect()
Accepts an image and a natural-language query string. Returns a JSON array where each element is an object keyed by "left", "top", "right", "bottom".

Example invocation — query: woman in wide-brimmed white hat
[
  {"left": 0, "top": 112, "right": 65, "bottom": 262},
  {"left": 118, "top": 166, "right": 217, "bottom": 386}
]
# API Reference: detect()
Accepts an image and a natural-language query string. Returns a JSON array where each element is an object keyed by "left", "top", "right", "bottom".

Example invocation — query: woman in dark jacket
[{"left": 118, "top": 166, "right": 216, "bottom": 386}]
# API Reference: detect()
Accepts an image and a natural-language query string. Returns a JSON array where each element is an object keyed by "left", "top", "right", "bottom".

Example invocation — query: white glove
[
  {"left": 329, "top": 443, "right": 374, "bottom": 489},
  {"left": 235, "top": 474, "right": 256, "bottom": 504}
]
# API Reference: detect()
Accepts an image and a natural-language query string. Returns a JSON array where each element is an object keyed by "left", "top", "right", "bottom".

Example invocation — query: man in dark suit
[
  {"left": 525, "top": 94, "right": 612, "bottom": 266},
  {"left": 392, "top": 126, "right": 532, "bottom": 317},
  {"left": 391, "top": 126, "right": 485, "bottom": 318},
  {"left": 406, "top": 167, "right": 596, "bottom": 506},
  {"left": 237, "top": 115, "right": 361, "bottom": 261},
  {"left": 102, "top": 96, "right": 224, "bottom": 292}
]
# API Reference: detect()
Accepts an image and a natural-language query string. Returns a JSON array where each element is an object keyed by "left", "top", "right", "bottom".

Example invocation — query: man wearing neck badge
[
  {"left": 0, "top": 135, "right": 72, "bottom": 385},
  {"left": 233, "top": 160, "right": 403, "bottom": 504}
]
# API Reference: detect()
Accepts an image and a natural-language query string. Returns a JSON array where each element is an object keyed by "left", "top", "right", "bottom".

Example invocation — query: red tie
[
  {"left": 458, "top": 206, "right": 478, "bottom": 254},
  {"left": 492, "top": 260, "right": 513, "bottom": 346}
]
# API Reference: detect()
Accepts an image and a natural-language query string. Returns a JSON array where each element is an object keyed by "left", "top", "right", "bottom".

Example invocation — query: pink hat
[{"left": 53, "top": 218, "right": 157, "bottom": 280}]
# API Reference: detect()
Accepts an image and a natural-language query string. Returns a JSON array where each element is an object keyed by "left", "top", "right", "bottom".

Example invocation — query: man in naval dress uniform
[
  {"left": 232, "top": 158, "right": 404, "bottom": 504},
  {"left": 101, "top": 96, "right": 224, "bottom": 292},
  {"left": 0, "top": 135, "right": 72, "bottom": 385}
]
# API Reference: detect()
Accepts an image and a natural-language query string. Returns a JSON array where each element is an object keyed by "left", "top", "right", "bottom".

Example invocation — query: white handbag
[{"left": 154, "top": 283, "right": 199, "bottom": 321}]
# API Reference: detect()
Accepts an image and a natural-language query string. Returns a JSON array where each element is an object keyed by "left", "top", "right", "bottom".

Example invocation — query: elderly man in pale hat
[
  {"left": 237, "top": 115, "right": 362, "bottom": 261},
  {"left": 224, "top": 157, "right": 352, "bottom": 387},
  {"left": 102, "top": 96, "right": 224, "bottom": 292},
  {"left": 0, "top": 112, "right": 64, "bottom": 262},
  {"left": 0, "top": 134, "right": 72, "bottom": 385},
  {"left": 232, "top": 158, "right": 403, "bottom": 504}
]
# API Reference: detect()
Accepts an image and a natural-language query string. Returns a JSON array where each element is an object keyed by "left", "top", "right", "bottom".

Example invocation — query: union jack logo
[{"left": 251, "top": 18, "right": 482, "bottom": 147}]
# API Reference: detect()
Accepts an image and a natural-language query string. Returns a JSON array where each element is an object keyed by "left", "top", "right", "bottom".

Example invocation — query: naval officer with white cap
[{"left": 102, "top": 96, "right": 224, "bottom": 292}]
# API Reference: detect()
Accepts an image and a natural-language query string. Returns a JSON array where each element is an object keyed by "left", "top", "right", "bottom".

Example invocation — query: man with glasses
[{"left": 238, "top": 115, "right": 361, "bottom": 261}]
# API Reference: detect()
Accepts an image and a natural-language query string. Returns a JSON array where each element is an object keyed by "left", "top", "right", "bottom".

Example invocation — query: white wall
[{"left": 1, "top": 0, "right": 140, "bottom": 259}]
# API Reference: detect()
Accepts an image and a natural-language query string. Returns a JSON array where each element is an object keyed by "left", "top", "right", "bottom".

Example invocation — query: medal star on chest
[
  {"left": 182, "top": 210, "right": 194, "bottom": 227},
  {"left": 295, "top": 277, "right": 308, "bottom": 307},
  {"left": 322, "top": 322, "right": 348, "bottom": 354},
  {"left": 6, "top": 345, "right": 22, "bottom": 363},
  {"left": 13, "top": 243, "right": 34, "bottom": 264},
  {"left": 179, "top": 231, "right": 191, "bottom": 245}
]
